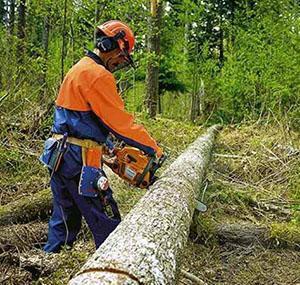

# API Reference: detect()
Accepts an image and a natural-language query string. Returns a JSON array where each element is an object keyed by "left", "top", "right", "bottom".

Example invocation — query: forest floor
[{"left": 0, "top": 116, "right": 299, "bottom": 285}]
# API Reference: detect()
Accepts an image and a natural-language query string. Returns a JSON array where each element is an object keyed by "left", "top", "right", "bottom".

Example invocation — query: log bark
[
  {"left": 0, "top": 189, "right": 52, "bottom": 226},
  {"left": 69, "top": 125, "right": 221, "bottom": 285}
]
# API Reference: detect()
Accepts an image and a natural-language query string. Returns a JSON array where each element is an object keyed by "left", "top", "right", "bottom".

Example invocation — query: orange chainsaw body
[{"left": 102, "top": 146, "right": 153, "bottom": 189}]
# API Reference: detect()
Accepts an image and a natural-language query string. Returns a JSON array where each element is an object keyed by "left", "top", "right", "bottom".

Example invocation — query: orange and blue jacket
[{"left": 52, "top": 51, "right": 161, "bottom": 159}]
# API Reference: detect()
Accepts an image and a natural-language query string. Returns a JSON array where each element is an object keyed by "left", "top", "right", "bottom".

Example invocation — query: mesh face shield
[
  {"left": 108, "top": 42, "right": 135, "bottom": 72},
  {"left": 121, "top": 43, "right": 135, "bottom": 68},
  {"left": 95, "top": 26, "right": 135, "bottom": 72}
]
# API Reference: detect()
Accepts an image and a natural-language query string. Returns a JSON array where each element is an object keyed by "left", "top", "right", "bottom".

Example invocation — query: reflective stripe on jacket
[{"left": 53, "top": 51, "right": 160, "bottom": 156}]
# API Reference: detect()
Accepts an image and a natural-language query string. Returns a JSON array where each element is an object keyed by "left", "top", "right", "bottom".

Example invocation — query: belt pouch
[
  {"left": 39, "top": 138, "right": 58, "bottom": 170},
  {"left": 78, "top": 147, "right": 103, "bottom": 197},
  {"left": 78, "top": 166, "right": 104, "bottom": 197}
]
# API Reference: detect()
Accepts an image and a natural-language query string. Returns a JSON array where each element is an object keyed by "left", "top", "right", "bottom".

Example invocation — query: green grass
[{"left": 1, "top": 109, "right": 299, "bottom": 284}]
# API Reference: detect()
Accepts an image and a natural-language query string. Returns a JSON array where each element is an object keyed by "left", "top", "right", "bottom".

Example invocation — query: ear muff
[
  {"left": 96, "top": 36, "right": 118, "bottom": 52},
  {"left": 95, "top": 30, "right": 126, "bottom": 53}
]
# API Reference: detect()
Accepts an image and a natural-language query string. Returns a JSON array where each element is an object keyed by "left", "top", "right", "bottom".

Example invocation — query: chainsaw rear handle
[
  {"left": 158, "top": 153, "right": 167, "bottom": 166},
  {"left": 151, "top": 152, "right": 168, "bottom": 174}
]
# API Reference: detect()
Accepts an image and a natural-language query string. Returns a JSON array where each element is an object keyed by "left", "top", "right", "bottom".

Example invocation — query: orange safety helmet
[
  {"left": 97, "top": 20, "right": 135, "bottom": 54},
  {"left": 96, "top": 20, "right": 135, "bottom": 69}
]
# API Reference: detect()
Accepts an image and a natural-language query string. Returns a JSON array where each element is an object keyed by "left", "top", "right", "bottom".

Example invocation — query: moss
[
  {"left": 270, "top": 222, "right": 300, "bottom": 249},
  {"left": 33, "top": 243, "right": 94, "bottom": 285},
  {"left": 191, "top": 215, "right": 218, "bottom": 245},
  {"left": 2, "top": 119, "right": 300, "bottom": 284}
]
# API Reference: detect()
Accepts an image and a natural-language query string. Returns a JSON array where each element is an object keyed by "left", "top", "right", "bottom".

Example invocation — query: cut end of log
[{"left": 69, "top": 270, "right": 140, "bottom": 285}]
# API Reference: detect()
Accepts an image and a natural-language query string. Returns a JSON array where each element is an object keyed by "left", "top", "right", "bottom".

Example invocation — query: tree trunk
[
  {"left": 191, "top": 75, "right": 204, "bottom": 123},
  {"left": 9, "top": 0, "right": 15, "bottom": 35},
  {"left": 146, "top": 0, "right": 163, "bottom": 118},
  {"left": 219, "top": 26, "right": 224, "bottom": 67},
  {"left": 42, "top": 15, "right": 50, "bottom": 59},
  {"left": 69, "top": 125, "right": 221, "bottom": 285},
  {"left": 158, "top": 92, "right": 162, "bottom": 114},
  {"left": 70, "top": 19, "right": 75, "bottom": 64},
  {"left": 218, "top": 3, "right": 224, "bottom": 67},
  {"left": 94, "top": 0, "right": 109, "bottom": 42},
  {"left": 183, "top": 10, "right": 189, "bottom": 56},
  {"left": 61, "top": 0, "right": 68, "bottom": 82},
  {"left": 17, "top": 0, "right": 26, "bottom": 63},
  {"left": 0, "top": 0, "right": 6, "bottom": 26},
  {"left": 40, "top": 13, "right": 50, "bottom": 98},
  {"left": 95, "top": 0, "right": 101, "bottom": 23}
]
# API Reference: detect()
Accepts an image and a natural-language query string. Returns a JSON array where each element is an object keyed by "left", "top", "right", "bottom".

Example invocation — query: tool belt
[
  {"left": 52, "top": 135, "right": 113, "bottom": 217},
  {"left": 52, "top": 134, "right": 103, "bottom": 168}
]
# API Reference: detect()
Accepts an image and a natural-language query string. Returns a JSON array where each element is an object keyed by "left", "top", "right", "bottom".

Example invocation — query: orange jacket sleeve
[{"left": 86, "top": 73, "right": 162, "bottom": 157}]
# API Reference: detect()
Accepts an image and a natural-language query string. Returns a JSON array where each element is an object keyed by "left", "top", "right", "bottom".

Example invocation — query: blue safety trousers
[{"left": 43, "top": 112, "right": 121, "bottom": 253}]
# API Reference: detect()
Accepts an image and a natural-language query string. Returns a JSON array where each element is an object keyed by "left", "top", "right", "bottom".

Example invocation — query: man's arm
[{"left": 87, "top": 73, "right": 162, "bottom": 157}]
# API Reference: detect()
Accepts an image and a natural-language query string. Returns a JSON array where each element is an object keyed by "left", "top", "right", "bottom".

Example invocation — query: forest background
[{"left": 0, "top": 0, "right": 299, "bottom": 131}]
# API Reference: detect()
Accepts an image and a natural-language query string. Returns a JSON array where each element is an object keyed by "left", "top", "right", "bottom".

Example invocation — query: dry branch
[
  {"left": 69, "top": 125, "right": 221, "bottom": 285},
  {"left": 0, "top": 222, "right": 47, "bottom": 254},
  {"left": 180, "top": 270, "right": 207, "bottom": 285}
]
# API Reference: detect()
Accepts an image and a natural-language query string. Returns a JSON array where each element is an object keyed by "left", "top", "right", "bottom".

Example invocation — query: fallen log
[
  {"left": 192, "top": 220, "right": 300, "bottom": 250},
  {"left": 0, "top": 170, "right": 116, "bottom": 226},
  {"left": 0, "top": 189, "right": 52, "bottom": 226},
  {"left": 69, "top": 125, "right": 221, "bottom": 285}
]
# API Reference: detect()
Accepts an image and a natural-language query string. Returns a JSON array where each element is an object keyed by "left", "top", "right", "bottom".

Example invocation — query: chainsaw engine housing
[{"left": 103, "top": 146, "right": 154, "bottom": 188}]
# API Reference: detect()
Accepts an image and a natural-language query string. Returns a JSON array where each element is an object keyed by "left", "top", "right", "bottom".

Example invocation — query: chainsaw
[{"left": 101, "top": 137, "right": 167, "bottom": 189}]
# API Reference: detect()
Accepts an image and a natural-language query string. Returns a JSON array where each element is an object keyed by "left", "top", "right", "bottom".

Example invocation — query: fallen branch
[
  {"left": 180, "top": 270, "right": 207, "bottom": 285},
  {"left": 0, "top": 222, "right": 47, "bottom": 254},
  {"left": 0, "top": 189, "right": 52, "bottom": 226},
  {"left": 69, "top": 125, "right": 221, "bottom": 285}
]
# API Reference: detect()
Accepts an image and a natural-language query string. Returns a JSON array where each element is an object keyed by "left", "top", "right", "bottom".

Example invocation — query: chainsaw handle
[{"left": 158, "top": 153, "right": 167, "bottom": 166}]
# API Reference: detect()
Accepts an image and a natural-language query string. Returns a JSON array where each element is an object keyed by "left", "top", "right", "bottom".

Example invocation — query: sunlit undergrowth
[{"left": 205, "top": 122, "right": 300, "bottom": 226}]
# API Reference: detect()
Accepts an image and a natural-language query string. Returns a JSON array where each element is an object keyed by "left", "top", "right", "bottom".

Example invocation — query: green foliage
[
  {"left": 212, "top": 9, "right": 300, "bottom": 125},
  {"left": 0, "top": 0, "right": 299, "bottom": 127},
  {"left": 202, "top": 1, "right": 299, "bottom": 126},
  {"left": 159, "top": 58, "right": 186, "bottom": 94}
]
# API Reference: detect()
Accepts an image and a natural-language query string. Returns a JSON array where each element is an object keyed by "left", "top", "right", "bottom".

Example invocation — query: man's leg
[
  {"left": 44, "top": 173, "right": 82, "bottom": 253},
  {"left": 65, "top": 174, "right": 121, "bottom": 249}
]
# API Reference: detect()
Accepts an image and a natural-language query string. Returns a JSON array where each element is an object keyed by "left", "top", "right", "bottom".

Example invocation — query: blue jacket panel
[
  {"left": 52, "top": 106, "right": 156, "bottom": 156},
  {"left": 52, "top": 106, "right": 109, "bottom": 144}
]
